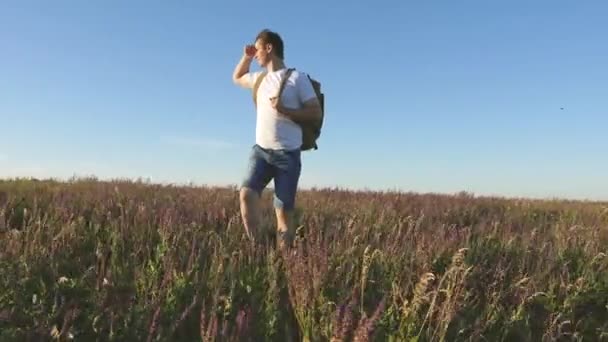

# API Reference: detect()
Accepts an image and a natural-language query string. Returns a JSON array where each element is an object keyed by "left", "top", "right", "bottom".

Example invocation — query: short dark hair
[{"left": 255, "top": 29, "right": 284, "bottom": 59}]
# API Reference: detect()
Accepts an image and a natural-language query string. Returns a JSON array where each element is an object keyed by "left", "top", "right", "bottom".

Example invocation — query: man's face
[{"left": 254, "top": 39, "right": 271, "bottom": 67}]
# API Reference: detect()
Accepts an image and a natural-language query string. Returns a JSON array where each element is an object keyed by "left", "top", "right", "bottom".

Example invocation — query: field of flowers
[{"left": 0, "top": 178, "right": 607, "bottom": 341}]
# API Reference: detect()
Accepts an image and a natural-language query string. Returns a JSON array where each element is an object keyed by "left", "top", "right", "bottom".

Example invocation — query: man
[{"left": 232, "top": 29, "right": 322, "bottom": 249}]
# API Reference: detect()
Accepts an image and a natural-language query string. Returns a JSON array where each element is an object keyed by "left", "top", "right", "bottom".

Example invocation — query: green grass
[{"left": 0, "top": 178, "right": 607, "bottom": 341}]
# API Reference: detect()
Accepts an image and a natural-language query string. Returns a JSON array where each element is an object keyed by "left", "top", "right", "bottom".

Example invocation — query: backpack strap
[
  {"left": 252, "top": 68, "right": 295, "bottom": 106},
  {"left": 252, "top": 71, "right": 268, "bottom": 105},
  {"left": 277, "top": 68, "right": 295, "bottom": 99}
]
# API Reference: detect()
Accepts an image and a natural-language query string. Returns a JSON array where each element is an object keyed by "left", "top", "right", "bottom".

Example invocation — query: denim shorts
[{"left": 241, "top": 144, "right": 302, "bottom": 210}]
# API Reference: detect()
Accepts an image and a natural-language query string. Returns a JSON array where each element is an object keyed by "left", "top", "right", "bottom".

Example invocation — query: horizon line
[{"left": 1, "top": 174, "right": 606, "bottom": 204}]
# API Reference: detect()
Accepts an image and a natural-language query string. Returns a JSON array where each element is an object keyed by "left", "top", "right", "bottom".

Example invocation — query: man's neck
[{"left": 266, "top": 58, "right": 286, "bottom": 72}]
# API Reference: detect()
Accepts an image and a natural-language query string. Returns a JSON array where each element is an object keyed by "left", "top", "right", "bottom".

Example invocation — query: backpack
[{"left": 252, "top": 68, "right": 324, "bottom": 151}]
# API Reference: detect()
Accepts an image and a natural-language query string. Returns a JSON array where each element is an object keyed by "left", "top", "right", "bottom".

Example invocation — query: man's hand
[
  {"left": 244, "top": 44, "right": 256, "bottom": 58},
  {"left": 270, "top": 96, "right": 288, "bottom": 116}
]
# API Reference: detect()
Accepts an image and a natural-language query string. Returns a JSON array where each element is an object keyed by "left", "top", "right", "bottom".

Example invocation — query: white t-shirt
[{"left": 247, "top": 68, "right": 317, "bottom": 150}]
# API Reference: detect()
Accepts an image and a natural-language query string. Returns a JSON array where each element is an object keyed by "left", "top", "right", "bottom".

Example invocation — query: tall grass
[{"left": 0, "top": 178, "right": 607, "bottom": 341}]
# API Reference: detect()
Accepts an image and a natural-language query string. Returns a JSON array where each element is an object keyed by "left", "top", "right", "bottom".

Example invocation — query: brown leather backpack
[{"left": 252, "top": 68, "right": 324, "bottom": 151}]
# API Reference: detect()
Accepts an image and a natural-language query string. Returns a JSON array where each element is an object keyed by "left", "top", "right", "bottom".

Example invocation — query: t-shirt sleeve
[
  {"left": 296, "top": 72, "right": 318, "bottom": 104},
  {"left": 245, "top": 70, "right": 262, "bottom": 89}
]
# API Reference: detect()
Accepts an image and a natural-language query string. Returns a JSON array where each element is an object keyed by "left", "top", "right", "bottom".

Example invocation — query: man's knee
[{"left": 240, "top": 187, "right": 258, "bottom": 204}]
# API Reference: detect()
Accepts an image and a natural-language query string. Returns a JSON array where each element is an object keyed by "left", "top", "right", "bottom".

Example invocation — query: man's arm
[
  {"left": 279, "top": 72, "right": 322, "bottom": 122},
  {"left": 279, "top": 98, "right": 322, "bottom": 123},
  {"left": 232, "top": 46, "right": 254, "bottom": 88}
]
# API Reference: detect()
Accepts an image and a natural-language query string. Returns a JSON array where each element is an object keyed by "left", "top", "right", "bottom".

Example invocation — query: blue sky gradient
[{"left": 1, "top": 1, "right": 607, "bottom": 200}]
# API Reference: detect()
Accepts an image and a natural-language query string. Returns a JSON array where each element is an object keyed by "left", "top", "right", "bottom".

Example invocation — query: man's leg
[
  {"left": 271, "top": 149, "right": 301, "bottom": 249},
  {"left": 239, "top": 187, "right": 261, "bottom": 241},
  {"left": 240, "top": 145, "right": 272, "bottom": 242},
  {"left": 275, "top": 206, "right": 296, "bottom": 248}
]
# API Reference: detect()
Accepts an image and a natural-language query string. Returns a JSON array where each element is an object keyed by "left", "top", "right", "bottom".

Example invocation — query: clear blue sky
[{"left": 1, "top": 1, "right": 607, "bottom": 201}]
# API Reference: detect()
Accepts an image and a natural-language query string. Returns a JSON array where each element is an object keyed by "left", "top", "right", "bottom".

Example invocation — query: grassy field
[{"left": 0, "top": 178, "right": 607, "bottom": 341}]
